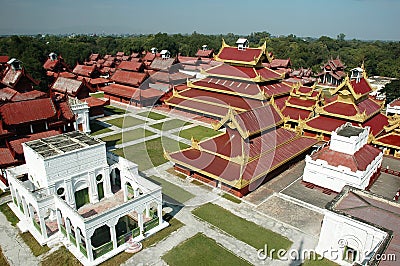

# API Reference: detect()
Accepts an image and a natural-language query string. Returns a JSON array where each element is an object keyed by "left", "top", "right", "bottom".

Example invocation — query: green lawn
[
  {"left": 192, "top": 203, "right": 292, "bottom": 259},
  {"left": 150, "top": 119, "right": 191, "bottom": 131},
  {"left": 100, "top": 216, "right": 183, "bottom": 266},
  {"left": 19, "top": 232, "right": 50, "bottom": 256},
  {"left": 302, "top": 253, "right": 339, "bottom": 266},
  {"left": 90, "top": 92, "right": 104, "bottom": 98},
  {"left": 137, "top": 111, "right": 167, "bottom": 121},
  {"left": 112, "top": 137, "right": 190, "bottom": 171},
  {"left": 101, "top": 129, "right": 155, "bottom": 146},
  {"left": 41, "top": 246, "right": 82, "bottom": 266},
  {"left": 222, "top": 193, "right": 242, "bottom": 204},
  {"left": 90, "top": 122, "right": 112, "bottom": 136},
  {"left": 0, "top": 203, "right": 19, "bottom": 226},
  {"left": 176, "top": 125, "right": 221, "bottom": 141},
  {"left": 0, "top": 246, "right": 9, "bottom": 266},
  {"left": 105, "top": 116, "right": 144, "bottom": 128},
  {"left": 162, "top": 233, "right": 251, "bottom": 266},
  {"left": 166, "top": 168, "right": 187, "bottom": 180},
  {"left": 104, "top": 105, "right": 128, "bottom": 115},
  {"left": 147, "top": 175, "right": 194, "bottom": 204}
]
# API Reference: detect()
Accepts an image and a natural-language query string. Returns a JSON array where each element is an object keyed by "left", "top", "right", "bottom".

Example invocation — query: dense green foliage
[{"left": 0, "top": 32, "right": 399, "bottom": 91}]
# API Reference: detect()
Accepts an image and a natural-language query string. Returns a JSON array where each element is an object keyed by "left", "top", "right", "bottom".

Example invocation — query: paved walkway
[{"left": 0, "top": 204, "right": 40, "bottom": 266}]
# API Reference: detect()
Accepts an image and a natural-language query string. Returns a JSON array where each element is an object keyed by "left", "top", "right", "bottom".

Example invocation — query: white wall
[{"left": 316, "top": 211, "right": 387, "bottom": 265}]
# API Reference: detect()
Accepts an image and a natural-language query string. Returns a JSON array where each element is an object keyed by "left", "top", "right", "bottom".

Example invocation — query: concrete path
[{"left": 0, "top": 205, "right": 40, "bottom": 266}]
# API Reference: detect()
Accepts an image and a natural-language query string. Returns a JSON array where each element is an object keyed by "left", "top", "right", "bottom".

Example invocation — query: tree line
[{"left": 0, "top": 32, "right": 399, "bottom": 91}]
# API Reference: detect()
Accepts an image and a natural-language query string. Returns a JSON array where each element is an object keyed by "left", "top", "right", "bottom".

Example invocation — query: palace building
[
  {"left": 317, "top": 57, "right": 346, "bottom": 87},
  {"left": 7, "top": 131, "right": 167, "bottom": 265},
  {"left": 303, "top": 123, "right": 382, "bottom": 193},
  {"left": 167, "top": 101, "right": 318, "bottom": 197},
  {"left": 301, "top": 70, "right": 388, "bottom": 140},
  {"left": 165, "top": 39, "right": 294, "bottom": 120}
]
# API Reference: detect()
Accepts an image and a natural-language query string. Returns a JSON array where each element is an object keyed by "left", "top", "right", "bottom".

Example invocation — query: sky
[{"left": 0, "top": 0, "right": 399, "bottom": 40}]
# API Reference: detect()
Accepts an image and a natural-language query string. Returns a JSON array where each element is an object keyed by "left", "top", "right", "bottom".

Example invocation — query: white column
[
  {"left": 39, "top": 216, "right": 48, "bottom": 239},
  {"left": 85, "top": 110, "right": 91, "bottom": 133},
  {"left": 65, "top": 180, "right": 75, "bottom": 208},
  {"left": 123, "top": 183, "right": 128, "bottom": 201},
  {"left": 21, "top": 198, "right": 29, "bottom": 218},
  {"left": 110, "top": 224, "right": 118, "bottom": 250},
  {"left": 88, "top": 171, "right": 98, "bottom": 203},
  {"left": 65, "top": 219, "right": 72, "bottom": 241},
  {"left": 75, "top": 227, "right": 81, "bottom": 248},
  {"left": 103, "top": 167, "right": 113, "bottom": 197},
  {"left": 145, "top": 205, "right": 150, "bottom": 218},
  {"left": 56, "top": 210, "right": 62, "bottom": 233},
  {"left": 158, "top": 203, "right": 163, "bottom": 226},
  {"left": 137, "top": 211, "right": 144, "bottom": 236},
  {"left": 85, "top": 233, "right": 94, "bottom": 261}
]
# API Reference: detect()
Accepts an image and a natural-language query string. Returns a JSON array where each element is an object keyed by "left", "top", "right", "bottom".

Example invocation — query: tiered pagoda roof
[
  {"left": 372, "top": 115, "right": 400, "bottom": 157},
  {"left": 165, "top": 39, "right": 294, "bottom": 120},
  {"left": 279, "top": 84, "right": 320, "bottom": 123},
  {"left": 302, "top": 75, "right": 388, "bottom": 139},
  {"left": 167, "top": 102, "right": 318, "bottom": 192}
]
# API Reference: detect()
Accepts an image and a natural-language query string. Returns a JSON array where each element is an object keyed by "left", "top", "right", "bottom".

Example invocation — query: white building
[
  {"left": 69, "top": 97, "right": 91, "bottom": 133},
  {"left": 386, "top": 98, "right": 400, "bottom": 116},
  {"left": 7, "top": 131, "right": 168, "bottom": 265},
  {"left": 303, "top": 123, "right": 382, "bottom": 192},
  {"left": 316, "top": 186, "right": 399, "bottom": 265}
]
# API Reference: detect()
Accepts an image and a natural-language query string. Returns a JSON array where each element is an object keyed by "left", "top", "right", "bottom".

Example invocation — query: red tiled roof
[
  {"left": 43, "top": 58, "right": 58, "bottom": 70},
  {"left": 192, "top": 77, "right": 261, "bottom": 97},
  {"left": 59, "top": 101, "right": 75, "bottom": 121},
  {"left": 117, "top": 61, "right": 144, "bottom": 72},
  {"left": 102, "top": 83, "right": 138, "bottom": 99},
  {"left": 0, "top": 56, "right": 9, "bottom": 64},
  {"left": 88, "top": 77, "right": 109, "bottom": 85},
  {"left": 375, "top": 133, "right": 400, "bottom": 147},
  {"left": 0, "top": 147, "right": 18, "bottom": 167},
  {"left": 52, "top": 77, "right": 86, "bottom": 96},
  {"left": 362, "top": 113, "right": 388, "bottom": 136},
  {"left": 306, "top": 116, "right": 346, "bottom": 133},
  {"left": 73, "top": 64, "right": 96, "bottom": 77},
  {"left": 217, "top": 46, "right": 263, "bottom": 64},
  {"left": 177, "top": 88, "right": 264, "bottom": 111},
  {"left": 242, "top": 137, "right": 317, "bottom": 181},
  {"left": 89, "top": 54, "right": 99, "bottom": 61},
  {"left": 81, "top": 96, "right": 109, "bottom": 108},
  {"left": 111, "top": 70, "right": 148, "bottom": 86},
  {"left": 195, "top": 49, "right": 214, "bottom": 58},
  {"left": 269, "top": 59, "right": 291, "bottom": 68},
  {"left": 0, "top": 98, "right": 57, "bottom": 125},
  {"left": 116, "top": 52, "right": 124, "bottom": 57},
  {"left": 287, "top": 97, "right": 316, "bottom": 108},
  {"left": 171, "top": 134, "right": 317, "bottom": 184},
  {"left": 311, "top": 144, "right": 381, "bottom": 172},
  {"left": 58, "top": 72, "right": 76, "bottom": 79},
  {"left": 166, "top": 96, "right": 229, "bottom": 118},
  {"left": 256, "top": 68, "right": 282, "bottom": 80},
  {"left": 140, "top": 88, "right": 164, "bottom": 99},
  {"left": 178, "top": 56, "right": 199, "bottom": 64},
  {"left": 357, "top": 98, "right": 381, "bottom": 117},
  {"left": 261, "top": 82, "right": 292, "bottom": 97},
  {"left": 274, "top": 95, "right": 289, "bottom": 110},
  {"left": 143, "top": 52, "right": 156, "bottom": 62},
  {"left": 11, "top": 90, "right": 46, "bottom": 102},
  {"left": 8, "top": 130, "right": 60, "bottom": 155},
  {"left": 389, "top": 98, "right": 400, "bottom": 107},
  {"left": 323, "top": 102, "right": 358, "bottom": 116},
  {"left": 150, "top": 58, "right": 176, "bottom": 70},
  {"left": 282, "top": 106, "right": 312, "bottom": 120},
  {"left": 235, "top": 104, "right": 283, "bottom": 135},
  {"left": 0, "top": 87, "right": 17, "bottom": 101},
  {"left": 350, "top": 78, "right": 373, "bottom": 95},
  {"left": 2, "top": 68, "right": 22, "bottom": 88}
]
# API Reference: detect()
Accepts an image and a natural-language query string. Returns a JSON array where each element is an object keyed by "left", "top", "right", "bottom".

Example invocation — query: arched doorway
[{"left": 110, "top": 168, "right": 121, "bottom": 193}]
